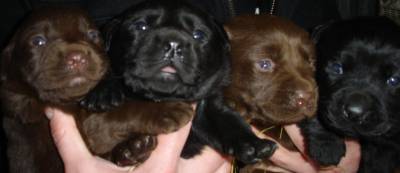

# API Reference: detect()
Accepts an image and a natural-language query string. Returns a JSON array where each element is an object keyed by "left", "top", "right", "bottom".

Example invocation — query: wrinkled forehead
[
  {"left": 19, "top": 12, "right": 94, "bottom": 40},
  {"left": 338, "top": 41, "right": 400, "bottom": 66},
  {"left": 251, "top": 32, "right": 313, "bottom": 60},
  {"left": 124, "top": 5, "right": 211, "bottom": 28}
]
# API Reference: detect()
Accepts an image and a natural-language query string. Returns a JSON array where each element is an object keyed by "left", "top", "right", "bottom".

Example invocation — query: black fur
[
  {"left": 301, "top": 16, "right": 400, "bottom": 172},
  {"left": 81, "top": 0, "right": 276, "bottom": 164}
]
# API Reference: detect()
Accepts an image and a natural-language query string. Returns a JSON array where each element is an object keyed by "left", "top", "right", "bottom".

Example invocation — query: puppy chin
[
  {"left": 35, "top": 76, "right": 98, "bottom": 102},
  {"left": 324, "top": 111, "right": 392, "bottom": 138},
  {"left": 38, "top": 88, "right": 88, "bottom": 103},
  {"left": 354, "top": 121, "right": 392, "bottom": 137},
  {"left": 68, "top": 77, "right": 89, "bottom": 87},
  {"left": 157, "top": 71, "right": 180, "bottom": 82},
  {"left": 148, "top": 80, "right": 181, "bottom": 93}
]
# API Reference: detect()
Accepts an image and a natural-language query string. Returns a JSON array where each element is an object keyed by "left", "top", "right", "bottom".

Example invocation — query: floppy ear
[
  {"left": 223, "top": 25, "right": 233, "bottom": 41},
  {"left": 210, "top": 19, "right": 230, "bottom": 52},
  {"left": 1, "top": 37, "right": 16, "bottom": 82},
  {"left": 310, "top": 20, "right": 335, "bottom": 44},
  {"left": 101, "top": 17, "right": 123, "bottom": 51},
  {"left": 223, "top": 21, "right": 249, "bottom": 42}
]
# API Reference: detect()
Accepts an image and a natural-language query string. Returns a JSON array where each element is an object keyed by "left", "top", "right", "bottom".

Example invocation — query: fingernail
[{"left": 44, "top": 108, "right": 54, "bottom": 120}]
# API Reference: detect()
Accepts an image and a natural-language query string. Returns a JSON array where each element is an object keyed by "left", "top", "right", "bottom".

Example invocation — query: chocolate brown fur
[
  {"left": 0, "top": 7, "right": 191, "bottom": 172},
  {"left": 223, "top": 14, "right": 318, "bottom": 172},
  {"left": 0, "top": 7, "right": 108, "bottom": 173}
]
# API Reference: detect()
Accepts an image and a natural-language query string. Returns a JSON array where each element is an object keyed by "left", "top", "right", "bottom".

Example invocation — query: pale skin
[{"left": 45, "top": 106, "right": 360, "bottom": 173}]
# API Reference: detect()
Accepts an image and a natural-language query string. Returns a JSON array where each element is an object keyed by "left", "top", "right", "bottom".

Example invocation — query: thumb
[{"left": 45, "top": 108, "right": 92, "bottom": 165}]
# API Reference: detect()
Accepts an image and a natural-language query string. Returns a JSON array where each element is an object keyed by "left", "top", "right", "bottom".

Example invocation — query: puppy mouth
[
  {"left": 160, "top": 66, "right": 177, "bottom": 74},
  {"left": 67, "top": 76, "right": 89, "bottom": 87},
  {"left": 63, "top": 67, "right": 105, "bottom": 87},
  {"left": 355, "top": 122, "right": 392, "bottom": 137},
  {"left": 329, "top": 109, "right": 391, "bottom": 137},
  {"left": 158, "top": 65, "right": 179, "bottom": 80}
]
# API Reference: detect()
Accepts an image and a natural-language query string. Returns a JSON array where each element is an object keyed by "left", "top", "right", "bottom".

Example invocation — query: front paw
[
  {"left": 80, "top": 83, "right": 125, "bottom": 112},
  {"left": 307, "top": 138, "right": 345, "bottom": 166},
  {"left": 151, "top": 102, "right": 194, "bottom": 134},
  {"left": 228, "top": 138, "right": 277, "bottom": 164},
  {"left": 111, "top": 135, "right": 157, "bottom": 167}
]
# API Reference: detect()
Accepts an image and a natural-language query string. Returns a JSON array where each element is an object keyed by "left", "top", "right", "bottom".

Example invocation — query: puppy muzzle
[{"left": 163, "top": 41, "right": 184, "bottom": 61}]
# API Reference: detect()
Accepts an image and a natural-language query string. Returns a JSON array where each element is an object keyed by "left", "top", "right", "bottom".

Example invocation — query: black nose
[
  {"left": 343, "top": 93, "right": 372, "bottom": 122},
  {"left": 163, "top": 41, "right": 183, "bottom": 59}
]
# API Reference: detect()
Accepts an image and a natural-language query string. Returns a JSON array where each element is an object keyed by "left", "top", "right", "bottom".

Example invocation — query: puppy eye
[
  {"left": 87, "top": 30, "right": 100, "bottom": 41},
  {"left": 330, "top": 62, "right": 343, "bottom": 75},
  {"left": 193, "top": 30, "right": 206, "bottom": 40},
  {"left": 256, "top": 59, "right": 274, "bottom": 72},
  {"left": 31, "top": 35, "right": 47, "bottom": 47},
  {"left": 387, "top": 76, "right": 400, "bottom": 87},
  {"left": 132, "top": 21, "right": 149, "bottom": 31}
]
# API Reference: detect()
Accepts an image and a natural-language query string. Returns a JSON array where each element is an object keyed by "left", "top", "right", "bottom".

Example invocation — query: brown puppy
[
  {"left": 0, "top": 7, "right": 108, "bottom": 173},
  {"left": 0, "top": 7, "right": 192, "bottom": 172},
  {"left": 223, "top": 14, "right": 318, "bottom": 172}
]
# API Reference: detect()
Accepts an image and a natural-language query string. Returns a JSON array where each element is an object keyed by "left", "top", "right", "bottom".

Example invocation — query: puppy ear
[
  {"left": 310, "top": 20, "right": 335, "bottom": 43},
  {"left": 211, "top": 19, "right": 231, "bottom": 52},
  {"left": 223, "top": 25, "right": 233, "bottom": 40},
  {"left": 1, "top": 37, "right": 16, "bottom": 82},
  {"left": 102, "top": 18, "right": 122, "bottom": 51},
  {"left": 223, "top": 23, "right": 244, "bottom": 41}
]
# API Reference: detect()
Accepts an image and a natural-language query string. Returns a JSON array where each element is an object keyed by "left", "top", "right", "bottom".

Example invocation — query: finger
[
  {"left": 252, "top": 126, "right": 317, "bottom": 173},
  {"left": 284, "top": 124, "right": 306, "bottom": 152},
  {"left": 178, "top": 151, "right": 227, "bottom": 173},
  {"left": 336, "top": 139, "right": 361, "bottom": 173},
  {"left": 45, "top": 108, "right": 92, "bottom": 165},
  {"left": 214, "top": 161, "right": 232, "bottom": 173},
  {"left": 191, "top": 103, "right": 197, "bottom": 110},
  {"left": 134, "top": 121, "right": 192, "bottom": 173},
  {"left": 264, "top": 165, "right": 293, "bottom": 173},
  {"left": 178, "top": 146, "right": 229, "bottom": 173},
  {"left": 269, "top": 142, "right": 317, "bottom": 173},
  {"left": 178, "top": 102, "right": 229, "bottom": 173}
]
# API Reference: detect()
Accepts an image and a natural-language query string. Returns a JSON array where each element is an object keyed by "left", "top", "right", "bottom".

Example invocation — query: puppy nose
[
  {"left": 294, "top": 90, "right": 312, "bottom": 107},
  {"left": 66, "top": 51, "right": 88, "bottom": 70},
  {"left": 163, "top": 41, "right": 183, "bottom": 58},
  {"left": 345, "top": 103, "right": 364, "bottom": 118},
  {"left": 292, "top": 90, "right": 316, "bottom": 116},
  {"left": 344, "top": 93, "right": 371, "bottom": 122}
]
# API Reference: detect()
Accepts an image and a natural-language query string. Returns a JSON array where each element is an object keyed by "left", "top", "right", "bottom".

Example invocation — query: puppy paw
[
  {"left": 308, "top": 139, "right": 346, "bottom": 166},
  {"left": 228, "top": 139, "right": 277, "bottom": 164},
  {"left": 80, "top": 82, "right": 125, "bottom": 112},
  {"left": 151, "top": 102, "right": 193, "bottom": 133},
  {"left": 111, "top": 135, "right": 157, "bottom": 167}
]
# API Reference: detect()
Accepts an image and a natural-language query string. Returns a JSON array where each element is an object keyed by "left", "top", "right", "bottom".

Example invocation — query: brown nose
[
  {"left": 292, "top": 90, "right": 317, "bottom": 116},
  {"left": 66, "top": 51, "right": 88, "bottom": 70},
  {"left": 292, "top": 90, "right": 316, "bottom": 115}
]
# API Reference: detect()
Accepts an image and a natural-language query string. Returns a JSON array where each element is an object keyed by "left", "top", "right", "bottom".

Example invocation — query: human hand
[
  {"left": 45, "top": 104, "right": 232, "bottom": 173},
  {"left": 246, "top": 124, "right": 360, "bottom": 173},
  {"left": 283, "top": 124, "right": 361, "bottom": 173},
  {"left": 178, "top": 122, "right": 361, "bottom": 173},
  {"left": 45, "top": 108, "right": 191, "bottom": 173}
]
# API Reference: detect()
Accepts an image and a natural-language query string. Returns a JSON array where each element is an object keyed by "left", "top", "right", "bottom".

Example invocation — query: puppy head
[
  {"left": 224, "top": 15, "right": 318, "bottom": 124},
  {"left": 1, "top": 7, "right": 108, "bottom": 103},
  {"left": 316, "top": 16, "right": 400, "bottom": 138},
  {"left": 105, "top": 0, "right": 230, "bottom": 101}
]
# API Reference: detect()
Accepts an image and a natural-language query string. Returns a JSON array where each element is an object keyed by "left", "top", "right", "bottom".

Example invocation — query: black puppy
[
  {"left": 82, "top": 0, "right": 276, "bottom": 164},
  {"left": 301, "top": 16, "right": 400, "bottom": 172}
]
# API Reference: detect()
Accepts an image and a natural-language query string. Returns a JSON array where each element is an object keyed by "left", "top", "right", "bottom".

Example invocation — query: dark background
[
  {"left": 0, "top": 0, "right": 379, "bottom": 172},
  {"left": 0, "top": 0, "right": 380, "bottom": 48}
]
